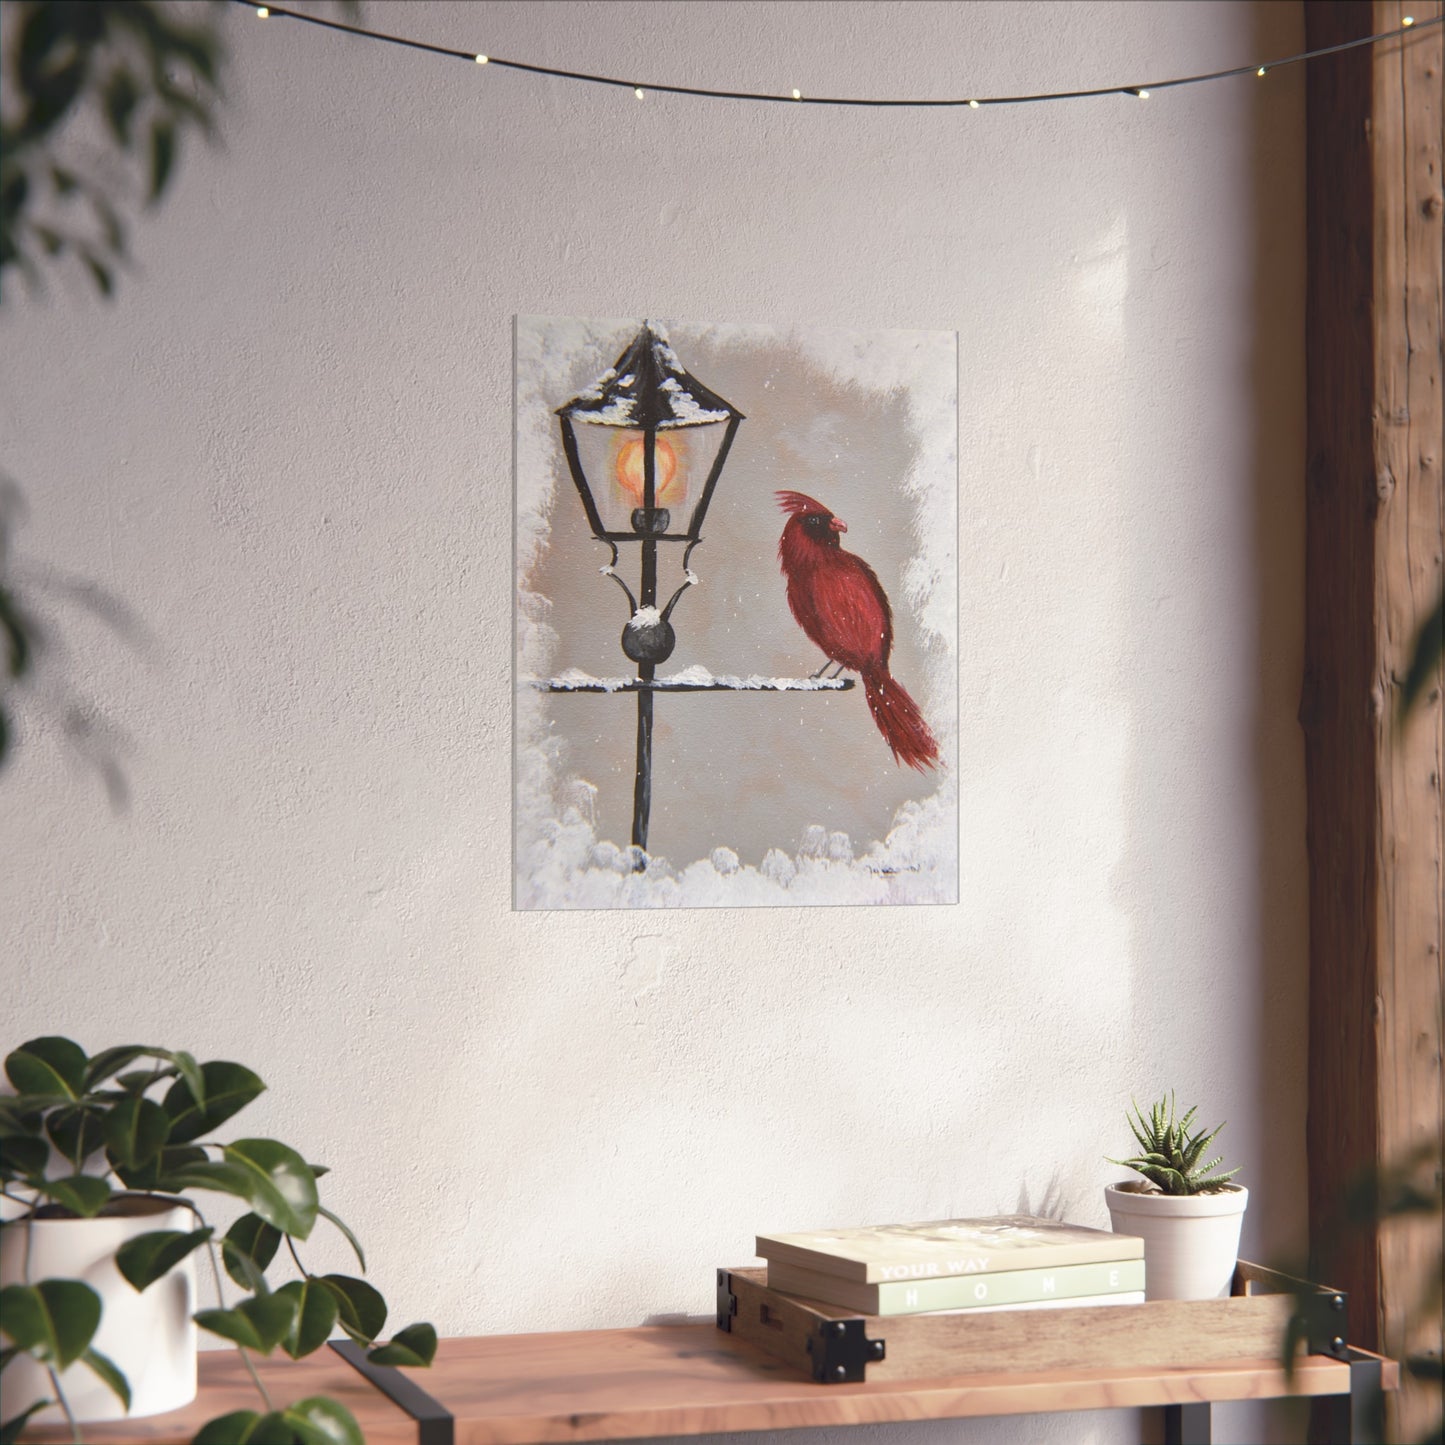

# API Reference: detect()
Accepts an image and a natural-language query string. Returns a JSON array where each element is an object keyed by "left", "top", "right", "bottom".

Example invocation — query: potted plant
[
  {"left": 1104, "top": 1092, "right": 1248, "bottom": 1301},
  {"left": 0, "top": 1035, "right": 436, "bottom": 1443}
]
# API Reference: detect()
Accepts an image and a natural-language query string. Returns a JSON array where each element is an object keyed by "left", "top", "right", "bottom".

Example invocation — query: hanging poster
[{"left": 514, "top": 316, "right": 958, "bottom": 908}]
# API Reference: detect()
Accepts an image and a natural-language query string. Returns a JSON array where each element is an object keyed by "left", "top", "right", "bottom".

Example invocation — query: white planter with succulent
[{"left": 1104, "top": 1093, "right": 1248, "bottom": 1301}]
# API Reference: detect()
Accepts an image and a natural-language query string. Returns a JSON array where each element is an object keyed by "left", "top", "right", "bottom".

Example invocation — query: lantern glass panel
[{"left": 568, "top": 420, "right": 729, "bottom": 538}]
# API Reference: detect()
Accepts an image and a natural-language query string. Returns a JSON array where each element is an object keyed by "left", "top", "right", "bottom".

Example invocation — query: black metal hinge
[
  {"left": 716, "top": 1268, "right": 738, "bottom": 1331},
  {"left": 1298, "top": 1283, "right": 1351, "bottom": 1361},
  {"left": 805, "top": 1317, "right": 886, "bottom": 1383},
  {"left": 1245, "top": 1263, "right": 1351, "bottom": 1363}
]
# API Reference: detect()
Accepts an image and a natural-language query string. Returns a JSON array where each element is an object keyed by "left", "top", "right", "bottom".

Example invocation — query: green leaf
[
  {"left": 113, "top": 1067, "right": 177, "bottom": 1094},
  {"left": 84, "top": 1046, "right": 149, "bottom": 1089},
  {"left": 162, "top": 1061, "right": 264, "bottom": 1144},
  {"left": 0, "top": 1280, "right": 101, "bottom": 1368},
  {"left": 0, "top": 1134, "right": 48, "bottom": 1180},
  {"left": 220, "top": 1139, "right": 318, "bottom": 1240},
  {"left": 318, "top": 1274, "right": 386, "bottom": 1346},
  {"left": 169, "top": 1051, "right": 205, "bottom": 1111},
  {"left": 282, "top": 1397, "right": 364, "bottom": 1445},
  {"left": 103, "top": 1094, "right": 171, "bottom": 1169},
  {"left": 114, "top": 1141, "right": 207, "bottom": 1192},
  {"left": 367, "top": 1323, "right": 437, "bottom": 1368},
  {"left": 318, "top": 1205, "right": 365, "bottom": 1273},
  {"left": 81, "top": 1346, "right": 131, "bottom": 1409},
  {"left": 223, "top": 1213, "right": 281, "bottom": 1289},
  {"left": 85, "top": 1046, "right": 199, "bottom": 1104},
  {"left": 193, "top": 1411, "right": 265, "bottom": 1445},
  {"left": 218, "top": 1246, "right": 268, "bottom": 1295},
  {"left": 0, "top": 1096, "right": 44, "bottom": 1137},
  {"left": 46, "top": 1104, "right": 108, "bottom": 1167},
  {"left": 192, "top": 1411, "right": 298, "bottom": 1445},
  {"left": 1, "top": 1400, "right": 53, "bottom": 1444},
  {"left": 6, "top": 1037, "right": 87, "bottom": 1099},
  {"left": 35, "top": 1173, "right": 112, "bottom": 1216},
  {"left": 195, "top": 1292, "right": 298, "bottom": 1355},
  {"left": 163, "top": 1157, "right": 255, "bottom": 1202},
  {"left": 116, "top": 1226, "right": 213, "bottom": 1291},
  {"left": 276, "top": 1278, "right": 339, "bottom": 1359}
]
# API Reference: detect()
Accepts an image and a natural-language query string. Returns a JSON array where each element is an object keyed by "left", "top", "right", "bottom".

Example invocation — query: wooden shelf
[
  {"left": 20, "top": 1346, "right": 416, "bottom": 1445},
  {"left": 19, "top": 1322, "right": 1399, "bottom": 1445}
]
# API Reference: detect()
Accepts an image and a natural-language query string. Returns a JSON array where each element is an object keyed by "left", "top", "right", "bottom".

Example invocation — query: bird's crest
[{"left": 776, "top": 490, "right": 829, "bottom": 517}]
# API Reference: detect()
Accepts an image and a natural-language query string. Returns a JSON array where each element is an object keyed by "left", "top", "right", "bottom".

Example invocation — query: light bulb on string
[{"left": 217, "top": 0, "right": 1443, "bottom": 114}]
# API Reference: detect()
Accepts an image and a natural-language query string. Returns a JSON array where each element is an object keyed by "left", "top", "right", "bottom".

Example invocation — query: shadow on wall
[{"left": 1116, "top": 2, "right": 1309, "bottom": 1442}]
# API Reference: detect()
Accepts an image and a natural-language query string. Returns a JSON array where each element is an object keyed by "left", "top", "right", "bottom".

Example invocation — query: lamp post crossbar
[
  {"left": 538, "top": 678, "right": 857, "bottom": 693},
  {"left": 538, "top": 675, "right": 856, "bottom": 861}
]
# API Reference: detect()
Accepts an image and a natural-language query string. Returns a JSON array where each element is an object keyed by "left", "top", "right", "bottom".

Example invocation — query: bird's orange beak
[{"left": 829, "top": 517, "right": 847, "bottom": 533}]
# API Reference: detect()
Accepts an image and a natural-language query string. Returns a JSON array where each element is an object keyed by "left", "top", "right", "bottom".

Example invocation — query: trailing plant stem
[
  {"left": 201, "top": 1228, "right": 272, "bottom": 1412},
  {"left": 44, "top": 1364, "right": 80, "bottom": 1445}
]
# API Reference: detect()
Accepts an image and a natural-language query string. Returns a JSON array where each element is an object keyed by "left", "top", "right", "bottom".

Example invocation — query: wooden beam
[{"left": 1303, "top": 2, "right": 1444, "bottom": 1439}]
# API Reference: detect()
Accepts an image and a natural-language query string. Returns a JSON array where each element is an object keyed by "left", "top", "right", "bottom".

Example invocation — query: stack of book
[{"left": 756, "top": 1215, "right": 1145, "bottom": 1316}]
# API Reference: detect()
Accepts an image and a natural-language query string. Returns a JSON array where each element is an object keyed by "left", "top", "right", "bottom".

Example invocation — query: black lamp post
[{"left": 555, "top": 323, "right": 744, "bottom": 859}]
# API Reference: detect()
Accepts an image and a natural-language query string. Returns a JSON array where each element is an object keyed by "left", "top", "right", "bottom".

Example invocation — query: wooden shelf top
[
  {"left": 20, "top": 1346, "right": 416, "bottom": 1445},
  {"left": 18, "top": 1323, "right": 1400, "bottom": 1445}
]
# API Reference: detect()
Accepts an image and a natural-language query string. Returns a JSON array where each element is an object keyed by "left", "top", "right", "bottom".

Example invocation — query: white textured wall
[{"left": 1, "top": 2, "right": 1306, "bottom": 1442}]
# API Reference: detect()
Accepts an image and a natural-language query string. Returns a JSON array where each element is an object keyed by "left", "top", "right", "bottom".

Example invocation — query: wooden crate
[{"left": 717, "top": 1261, "right": 1353, "bottom": 1384}]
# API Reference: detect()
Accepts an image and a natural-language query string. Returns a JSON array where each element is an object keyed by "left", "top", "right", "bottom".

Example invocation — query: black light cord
[{"left": 233, "top": 1, "right": 1439, "bottom": 108}]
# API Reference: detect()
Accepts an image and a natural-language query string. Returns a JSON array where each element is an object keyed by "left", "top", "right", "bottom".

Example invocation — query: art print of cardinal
[
  {"left": 777, "top": 491, "right": 940, "bottom": 772},
  {"left": 515, "top": 314, "right": 957, "bottom": 910}
]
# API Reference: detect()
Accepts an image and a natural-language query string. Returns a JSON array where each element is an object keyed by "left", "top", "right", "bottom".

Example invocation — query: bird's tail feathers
[{"left": 863, "top": 672, "right": 940, "bottom": 772}]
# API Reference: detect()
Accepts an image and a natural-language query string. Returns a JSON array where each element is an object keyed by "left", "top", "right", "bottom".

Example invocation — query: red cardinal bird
[{"left": 777, "top": 490, "right": 939, "bottom": 771}]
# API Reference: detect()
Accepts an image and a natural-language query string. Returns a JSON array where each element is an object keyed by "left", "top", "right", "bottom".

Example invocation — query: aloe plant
[
  {"left": 0, "top": 1036, "right": 436, "bottom": 1444},
  {"left": 1108, "top": 1092, "right": 1241, "bottom": 1196}
]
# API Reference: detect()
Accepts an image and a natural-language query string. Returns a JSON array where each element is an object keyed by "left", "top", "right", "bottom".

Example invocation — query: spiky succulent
[{"left": 1108, "top": 1092, "right": 1241, "bottom": 1196}]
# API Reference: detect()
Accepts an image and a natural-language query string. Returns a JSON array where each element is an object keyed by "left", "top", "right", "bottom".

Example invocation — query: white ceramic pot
[
  {"left": 1104, "top": 1181, "right": 1249, "bottom": 1301},
  {"left": 0, "top": 1194, "right": 198, "bottom": 1422}
]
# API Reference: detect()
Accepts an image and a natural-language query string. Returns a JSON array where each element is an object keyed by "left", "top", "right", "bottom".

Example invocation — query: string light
[{"left": 234, "top": 1, "right": 1440, "bottom": 111}]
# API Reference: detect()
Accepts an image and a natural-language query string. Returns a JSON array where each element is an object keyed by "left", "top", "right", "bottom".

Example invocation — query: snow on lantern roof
[{"left": 557, "top": 322, "right": 743, "bottom": 430}]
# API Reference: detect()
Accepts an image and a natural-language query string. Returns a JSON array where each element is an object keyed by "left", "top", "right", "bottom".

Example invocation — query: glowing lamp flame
[{"left": 614, "top": 434, "right": 682, "bottom": 506}]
